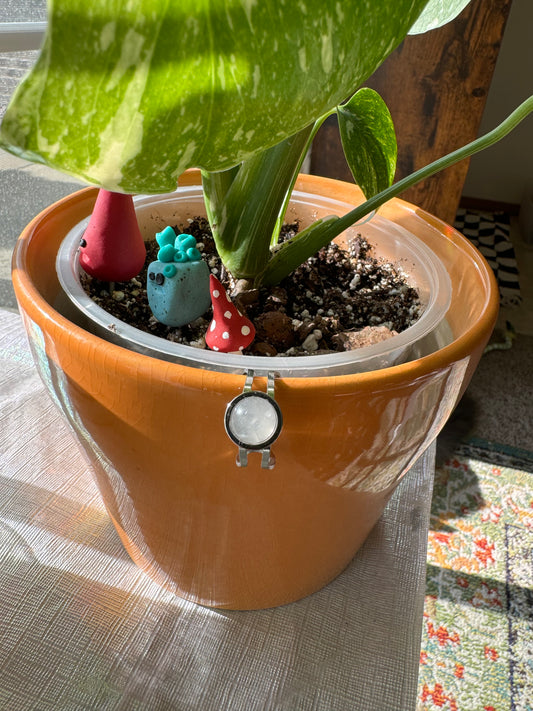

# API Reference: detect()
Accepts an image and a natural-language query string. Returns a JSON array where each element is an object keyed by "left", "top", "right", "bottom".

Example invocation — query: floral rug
[{"left": 417, "top": 439, "right": 533, "bottom": 711}]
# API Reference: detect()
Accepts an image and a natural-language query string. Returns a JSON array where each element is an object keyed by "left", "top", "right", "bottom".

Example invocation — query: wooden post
[{"left": 310, "top": 0, "right": 513, "bottom": 224}]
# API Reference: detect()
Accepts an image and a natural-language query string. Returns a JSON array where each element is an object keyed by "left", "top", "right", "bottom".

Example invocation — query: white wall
[{"left": 462, "top": 0, "right": 533, "bottom": 204}]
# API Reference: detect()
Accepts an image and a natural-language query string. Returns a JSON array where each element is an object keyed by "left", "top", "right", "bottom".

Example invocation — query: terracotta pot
[{"left": 11, "top": 172, "right": 498, "bottom": 609}]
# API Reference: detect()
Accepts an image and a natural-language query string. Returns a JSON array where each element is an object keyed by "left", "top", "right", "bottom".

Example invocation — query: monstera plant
[{"left": 2, "top": 0, "right": 531, "bottom": 294}]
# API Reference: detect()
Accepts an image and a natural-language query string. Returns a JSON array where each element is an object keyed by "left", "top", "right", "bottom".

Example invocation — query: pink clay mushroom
[
  {"left": 206, "top": 275, "right": 255, "bottom": 353},
  {"left": 79, "top": 189, "right": 146, "bottom": 282}
]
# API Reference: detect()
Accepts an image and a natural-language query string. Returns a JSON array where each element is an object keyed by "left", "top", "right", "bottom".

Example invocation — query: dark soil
[{"left": 81, "top": 217, "right": 422, "bottom": 357}]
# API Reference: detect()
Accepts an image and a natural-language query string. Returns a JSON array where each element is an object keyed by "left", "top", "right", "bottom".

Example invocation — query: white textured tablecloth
[{"left": 0, "top": 309, "right": 433, "bottom": 711}]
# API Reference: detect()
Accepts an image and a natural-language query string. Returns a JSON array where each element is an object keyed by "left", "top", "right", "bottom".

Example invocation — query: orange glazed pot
[{"left": 11, "top": 173, "right": 498, "bottom": 609}]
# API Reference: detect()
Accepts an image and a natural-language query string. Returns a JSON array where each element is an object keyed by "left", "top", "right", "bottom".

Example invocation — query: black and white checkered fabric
[{"left": 454, "top": 208, "right": 521, "bottom": 307}]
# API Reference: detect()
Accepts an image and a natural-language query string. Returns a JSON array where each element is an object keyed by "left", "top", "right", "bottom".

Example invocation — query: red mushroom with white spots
[{"left": 206, "top": 275, "right": 255, "bottom": 353}]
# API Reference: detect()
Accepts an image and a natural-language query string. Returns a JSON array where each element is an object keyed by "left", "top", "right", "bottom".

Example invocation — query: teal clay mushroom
[{"left": 147, "top": 226, "right": 210, "bottom": 327}]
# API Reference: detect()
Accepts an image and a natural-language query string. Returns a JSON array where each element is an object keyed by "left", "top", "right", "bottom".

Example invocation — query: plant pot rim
[
  {"left": 55, "top": 184, "right": 453, "bottom": 377},
  {"left": 12, "top": 174, "right": 499, "bottom": 390}
]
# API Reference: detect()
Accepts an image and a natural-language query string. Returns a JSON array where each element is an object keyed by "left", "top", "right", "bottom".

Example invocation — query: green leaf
[
  {"left": 317, "top": 96, "right": 533, "bottom": 245},
  {"left": 0, "top": 0, "right": 431, "bottom": 193},
  {"left": 202, "top": 125, "right": 313, "bottom": 279},
  {"left": 263, "top": 94, "right": 533, "bottom": 286},
  {"left": 408, "top": 0, "right": 472, "bottom": 34},
  {"left": 337, "top": 88, "right": 397, "bottom": 200}
]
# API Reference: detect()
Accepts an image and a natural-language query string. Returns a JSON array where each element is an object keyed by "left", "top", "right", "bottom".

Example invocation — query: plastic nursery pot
[
  {"left": 56, "top": 180, "right": 453, "bottom": 376},
  {"left": 11, "top": 172, "right": 499, "bottom": 610}
]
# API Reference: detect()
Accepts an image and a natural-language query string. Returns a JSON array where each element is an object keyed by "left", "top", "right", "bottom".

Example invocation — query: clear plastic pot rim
[{"left": 56, "top": 186, "right": 452, "bottom": 377}]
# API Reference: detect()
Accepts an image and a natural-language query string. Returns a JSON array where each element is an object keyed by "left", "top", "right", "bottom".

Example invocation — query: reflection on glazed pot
[{"left": 22, "top": 309, "right": 400, "bottom": 607}]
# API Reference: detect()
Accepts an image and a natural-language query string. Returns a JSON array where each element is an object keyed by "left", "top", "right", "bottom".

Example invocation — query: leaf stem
[
  {"left": 332, "top": 95, "right": 533, "bottom": 237},
  {"left": 202, "top": 125, "right": 314, "bottom": 278},
  {"left": 260, "top": 96, "right": 533, "bottom": 285},
  {"left": 271, "top": 110, "right": 336, "bottom": 246}
]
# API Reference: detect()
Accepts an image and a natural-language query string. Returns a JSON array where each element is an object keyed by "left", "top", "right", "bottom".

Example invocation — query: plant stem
[
  {"left": 201, "top": 165, "right": 240, "bottom": 216},
  {"left": 333, "top": 95, "right": 533, "bottom": 237},
  {"left": 202, "top": 124, "right": 314, "bottom": 279},
  {"left": 270, "top": 110, "right": 335, "bottom": 246},
  {"left": 259, "top": 95, "right": 533, "bottom": 286}
]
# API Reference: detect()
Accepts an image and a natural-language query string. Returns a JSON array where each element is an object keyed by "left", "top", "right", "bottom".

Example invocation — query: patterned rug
[
  {"left": 417, "top": 439, "right": 533, "bottom": 711},
  {"left": 454, "top": 209, "right": 522, "bottom": 308}
]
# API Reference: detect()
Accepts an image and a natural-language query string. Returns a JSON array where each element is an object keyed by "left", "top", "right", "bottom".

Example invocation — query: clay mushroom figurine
[
  {"left": 79, "top": 189, "right": 146, "bottom": 282},
  {"left": 206, "top": 275, "right": 255, "bottom": 353}
]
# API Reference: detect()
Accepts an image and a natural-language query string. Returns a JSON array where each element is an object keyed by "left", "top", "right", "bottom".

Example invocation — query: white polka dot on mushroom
[
  {"left": 222, "top": 332, "right": 230, "bottom": 339},
  {"left": 210, "top": 320, "right": 216, "bottom": 331},
  {"left": 224, "top": 311, "right": 232, "bottom": 319},
  {"left": 241, "top": 325, "right": 250, "bottom": 336},
  {"left": 213, "top": 290, "right": 220, "bottom": 298}
]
